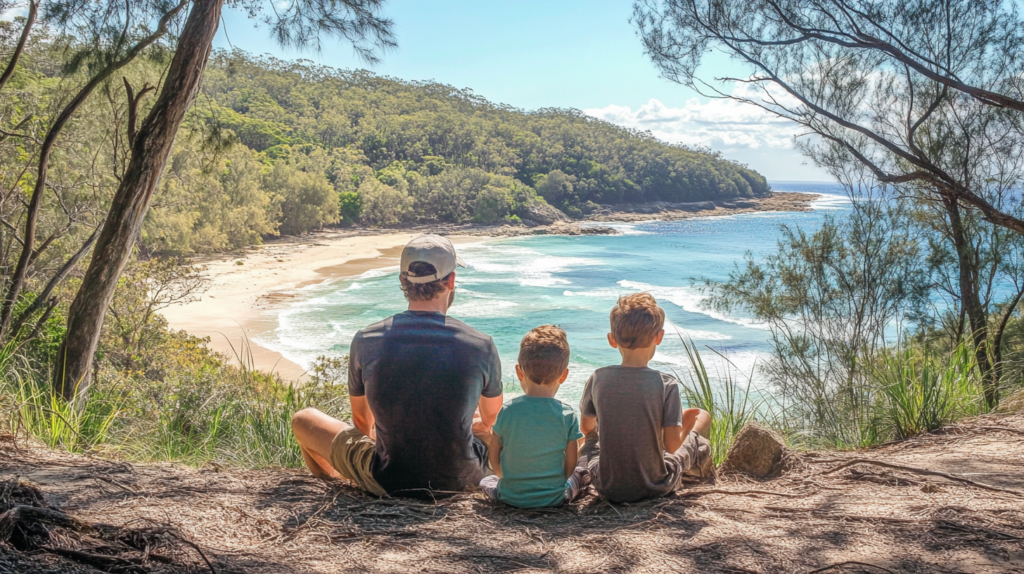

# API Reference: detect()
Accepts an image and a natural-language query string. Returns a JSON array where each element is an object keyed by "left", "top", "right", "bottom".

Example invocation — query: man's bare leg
[
  {"left": 682, "top": 408, "right": 712, "bottom": 438},
  {"left": 291, "top": 407, "right": 349, "bottom": 479}
]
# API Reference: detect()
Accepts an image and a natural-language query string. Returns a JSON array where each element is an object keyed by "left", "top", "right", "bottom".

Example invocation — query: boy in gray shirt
[{"left": 579, "top": 293, "right": 712, "bottom": 503}]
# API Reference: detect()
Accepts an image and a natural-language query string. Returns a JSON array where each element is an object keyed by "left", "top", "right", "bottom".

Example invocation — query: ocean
[{"left": 255, "top": 182, "right": 851, "bottom": 403}]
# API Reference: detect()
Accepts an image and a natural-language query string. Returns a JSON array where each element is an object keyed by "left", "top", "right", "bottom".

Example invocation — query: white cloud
[
  {"left": 583, "top": 82, "right": 804, "bottom": 151},
  {"left": 1, "top": 2, "right": 29, "bottom": 21}
]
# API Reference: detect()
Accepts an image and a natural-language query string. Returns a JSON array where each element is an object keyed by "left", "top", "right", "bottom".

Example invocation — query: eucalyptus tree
[
  {"left": 633, "top": 0, "right": 1024, "bottom": 406},
  {"left": 1, "top": 0, "right": 192, "bottom": 346},
  {"left": 0, "top": 0, "right": 37, "bottom": 92},
  {"left": 54, "top": 0, "right": 396, "bottom": 403},
  {"left": 633, "top": 0, "right": 1024, "bottom": 231}
]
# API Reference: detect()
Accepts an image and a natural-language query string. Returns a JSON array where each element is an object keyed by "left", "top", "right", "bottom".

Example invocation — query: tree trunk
[
  {"left": 0, "top": 0, "right": 37, "bottom": 93},
  {"left": 0, "top": 1, "right": 187, "bottom": 342},
  {"left": 53, "top": 0, "right": 224, "bottom": 403},
  {"left": 992, "top": 286, "right": 1024, "bottom": 390},
  {"left": 942, "top": 194, "right": 997, "bottom": 407}
]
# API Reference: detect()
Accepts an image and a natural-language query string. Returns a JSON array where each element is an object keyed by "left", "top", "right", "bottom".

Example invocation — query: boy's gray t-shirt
[{"left": 579, "top": 366, "right": 683, "bottom": 502}]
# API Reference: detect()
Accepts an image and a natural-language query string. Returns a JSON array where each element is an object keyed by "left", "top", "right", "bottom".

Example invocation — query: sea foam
[{"left": 617, "top": 280, "right": 770, "bottom": 330}]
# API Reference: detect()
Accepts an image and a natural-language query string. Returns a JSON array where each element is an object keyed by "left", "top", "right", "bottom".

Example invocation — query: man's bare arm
[
  {"left": 580, "top": 415, "right": 597, "bottom": 436},
  {"left": 350, "top": 395, "right": 376, "bottom": 440},
  {"left": 477, "top": 394, "right": 503, "bottom": 431}
]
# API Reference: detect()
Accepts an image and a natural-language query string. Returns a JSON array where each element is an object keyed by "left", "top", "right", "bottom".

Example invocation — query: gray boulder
[
  {"left": 517, "top": 202, "right": 571, "bottom": 225},
  {"left": 720, "top": 422, "right": 788, "bottom": 479}
]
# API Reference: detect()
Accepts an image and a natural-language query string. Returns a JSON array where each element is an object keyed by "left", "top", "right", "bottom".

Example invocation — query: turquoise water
[{"left": 255, "top": 182, "right": 850, "bottom": 403}]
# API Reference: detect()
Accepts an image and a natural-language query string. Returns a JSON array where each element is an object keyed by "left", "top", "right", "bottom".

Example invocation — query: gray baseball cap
[{"left": 400, "top": 234, "right": 466, "bottom": 284}]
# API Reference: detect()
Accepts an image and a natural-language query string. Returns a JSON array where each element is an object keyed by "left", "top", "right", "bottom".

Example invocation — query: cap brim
[{"left": 456, "top": 255, "right": 466, "bottom": 268}]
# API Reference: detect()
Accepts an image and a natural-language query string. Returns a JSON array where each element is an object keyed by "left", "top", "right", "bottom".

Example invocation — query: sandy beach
[
  {"left": 162, "top": 231, "right": 423, "bottom": 380},
  {"left": 163, "top": 192, "right": 819, "bottom": 380}
]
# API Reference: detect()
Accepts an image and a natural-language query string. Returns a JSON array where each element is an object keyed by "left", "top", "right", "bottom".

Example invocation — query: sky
[
  {"left": 5, "top": 0, "right": 828, "bottom": 181},
  {"left": 215, "top": 0, "right": 830, "bottom": 182}
]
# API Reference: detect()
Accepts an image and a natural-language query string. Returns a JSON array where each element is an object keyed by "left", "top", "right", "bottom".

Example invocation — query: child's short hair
[
  {"left": 518, "top": 325, "right": 570, "bottom": 385},
  {"left": 610, "top": 293, "right": 665, "bottom": 349}
]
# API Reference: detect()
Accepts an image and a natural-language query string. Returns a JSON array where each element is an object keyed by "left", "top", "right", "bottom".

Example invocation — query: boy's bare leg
[
  {"left": 682, "top": 408, "right": 712, "bottom": 438},
  {"left": 292, "top": 407, "right": 350, "bottom": 479}
]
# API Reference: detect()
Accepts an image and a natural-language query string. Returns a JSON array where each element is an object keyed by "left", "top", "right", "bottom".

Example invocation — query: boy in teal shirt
[{"left": 479, "top": 325, "right": 589, "bottom": 508}]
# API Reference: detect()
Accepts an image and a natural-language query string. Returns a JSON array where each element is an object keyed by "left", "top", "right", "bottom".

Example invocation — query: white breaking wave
[
  {"left": 462, "top": 244, "right": 602, "bottom": 288},
  {"left": 809, "top": 193, "right": 851, "bottom": 211},
  {"left": 349, "top": 265, "right": 400, "bottom": 281},
  {"left": 651, "top": 348, "right": 770, "bottom": 384},
  {"left": 663, "top": 317, "right": 732, "bottom": 341},
  {"left": 617, "top": 280, "right": 769, "bottom": 330},
  {"left": 581, "top": 222, "right": 652, "bottom": 235},
  {"left": 562, "top": 288, "right": 623, "bottom": 299},
  {"left": 448, "top": 299, "right": 518, "bottom": 318}
]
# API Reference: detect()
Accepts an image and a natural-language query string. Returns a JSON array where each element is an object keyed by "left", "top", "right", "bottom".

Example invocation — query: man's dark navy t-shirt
[{"left": 348, "top": 311, "right": 503, "bottom": 495}]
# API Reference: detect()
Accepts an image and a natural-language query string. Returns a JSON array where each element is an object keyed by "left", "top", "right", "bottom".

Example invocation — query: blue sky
[{"left": 215, "top": 1, "right": 828, "bottom": 181}]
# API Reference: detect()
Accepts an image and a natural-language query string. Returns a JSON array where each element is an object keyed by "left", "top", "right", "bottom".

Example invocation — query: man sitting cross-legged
[{"left": 292, "top": 235, "right": 503, "bottom": 497}]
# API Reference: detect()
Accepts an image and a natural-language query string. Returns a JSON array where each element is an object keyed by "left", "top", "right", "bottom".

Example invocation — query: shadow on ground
[{"left": 2, "top": 413, "right": 1023, "bottom": 573}]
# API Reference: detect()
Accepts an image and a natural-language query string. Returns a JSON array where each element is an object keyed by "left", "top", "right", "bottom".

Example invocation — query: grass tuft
[{"left": 674, "top": 335, "right": 767, "bottom": 465}]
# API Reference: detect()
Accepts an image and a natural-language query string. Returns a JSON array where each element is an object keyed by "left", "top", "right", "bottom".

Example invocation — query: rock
[
  {"left": 689, "top": 201, "right": 716, "bottom": 211},
  {"left": 733, "top": 200, "right": 758, "bottom": 209},
  {"left": 718, "top": 201, "right": 737, "bottom": 209},
  {"left": 580, "top": 226, "right": 617, "bottom": 235},
  {"left": 520, "top": 218, "right": 541, "bottom": 228},
  {"left": 516, "top": 202, "right": 572, "bottom": 225},
  {"left": 720, "top": 422, "right": 788, "bottom": 479},
  {"left": 671, "top": 203, "right": 705, "bottom": 212}
]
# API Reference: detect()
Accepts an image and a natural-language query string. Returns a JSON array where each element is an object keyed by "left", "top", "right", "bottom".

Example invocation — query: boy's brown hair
[
  {"left": 518, "top": 325, "right": 570, "bottom": 385},
  {"left": 610, "top": 293, "right": 665, "bottom": 349}
]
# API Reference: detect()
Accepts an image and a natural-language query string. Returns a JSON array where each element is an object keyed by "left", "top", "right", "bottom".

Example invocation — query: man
[{"left": 292, "top": 234, "right": 503, "bottom": 496}]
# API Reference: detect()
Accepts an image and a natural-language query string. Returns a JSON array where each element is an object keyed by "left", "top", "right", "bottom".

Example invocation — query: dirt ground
[{"left": 2, "top": 412, "right": 1022, "bottom": 574}]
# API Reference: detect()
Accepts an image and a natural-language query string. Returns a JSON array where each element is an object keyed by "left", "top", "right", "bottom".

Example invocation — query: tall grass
[
  {"left": 669, "top": 335, "right": 991, "bottom": 464},
  {"left": 675, "top": 336, "right": 767, "bottom": 465},
  {"left": 1, "top": 325, "right": 1001, "bottom": 472},
  {"left": 870, "top": 343, "right": 985, "bottom": 440},
  {"left": 1, "top": 338, "right": 349, "bottom": 469}
]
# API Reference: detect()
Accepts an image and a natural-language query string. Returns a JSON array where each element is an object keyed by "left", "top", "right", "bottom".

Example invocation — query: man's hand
[{"left": 472, "top": 410, "right": 491, "bottom": 436}]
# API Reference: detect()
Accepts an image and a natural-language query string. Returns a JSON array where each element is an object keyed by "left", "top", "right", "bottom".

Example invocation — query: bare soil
[{"left": 2, "top": 412, "right": 1022, "bottom": 574}]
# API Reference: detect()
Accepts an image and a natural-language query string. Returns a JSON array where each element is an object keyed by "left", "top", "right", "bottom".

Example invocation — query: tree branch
[
  {"left": 0, "top": 0, "right": 190, "bottom": 342},
  {"left": 0, "top": 0, "right": 37, "bottom": 93}
]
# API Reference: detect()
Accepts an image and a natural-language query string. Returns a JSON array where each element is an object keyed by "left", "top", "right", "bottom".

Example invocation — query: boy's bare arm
[
  {"left": 663, "top": 425, "right": 684, "bottom": 454},
  {"left": 489, "top": 433, "right": 503, "bottom": 478},
  {"left": 563, "top": 440, "right": 579, "bottom": 479}
]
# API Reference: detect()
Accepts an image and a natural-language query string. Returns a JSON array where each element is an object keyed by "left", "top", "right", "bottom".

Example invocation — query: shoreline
[{"left": 162, "top": 192, "right": 819, "bottom": 380}]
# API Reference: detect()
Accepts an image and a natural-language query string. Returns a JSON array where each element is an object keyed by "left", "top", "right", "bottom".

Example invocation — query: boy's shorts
[
  {"left": 585, "top": 431, "right": 709, "bottom": 499},
  {"left": 328, "top": 426, "right": 387, "bottom": 496}
]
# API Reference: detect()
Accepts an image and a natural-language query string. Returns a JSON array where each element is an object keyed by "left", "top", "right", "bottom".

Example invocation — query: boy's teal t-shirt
[{"left": 493, "top": 395, "right": 584, "bottom": 508}]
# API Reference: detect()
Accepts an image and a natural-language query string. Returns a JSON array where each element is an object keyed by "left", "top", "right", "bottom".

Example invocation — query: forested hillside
[
  {"left": 150, "top": 50, "right": 768, "bottom": 251},
  {"left": 1, "top": 32, "right": 767, "bottom": 255}
]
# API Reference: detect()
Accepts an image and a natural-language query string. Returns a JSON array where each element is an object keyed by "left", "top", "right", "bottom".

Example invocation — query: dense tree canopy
[
  {"left": 191, "top": 50, "right": 768, "bottom": 217},
  {"left": 3, "top": 36, "right": 768, "bottom": 262}
]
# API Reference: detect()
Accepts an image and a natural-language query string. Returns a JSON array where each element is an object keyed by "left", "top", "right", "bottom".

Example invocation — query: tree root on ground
[
  {"left": 815, "top": 459, "right": 1024, "bottom": 496},
  {"left": 0, "top": 479, "right": 215, "bottom": 574}
]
